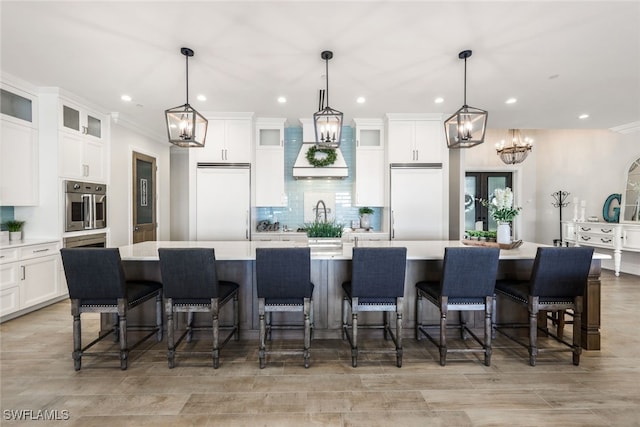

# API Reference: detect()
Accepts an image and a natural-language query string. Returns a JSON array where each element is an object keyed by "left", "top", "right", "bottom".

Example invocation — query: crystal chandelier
[{"left": 496, "top": 129, "right": 533, "bottom": 164}]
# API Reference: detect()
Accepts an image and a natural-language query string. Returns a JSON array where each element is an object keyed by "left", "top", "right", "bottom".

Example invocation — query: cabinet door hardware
[
  {"left": 32, "top": 248, "right": 50, "bottom": 253},
  {"left": 21, "top": 265, "right": 26, "bottom": 280}
]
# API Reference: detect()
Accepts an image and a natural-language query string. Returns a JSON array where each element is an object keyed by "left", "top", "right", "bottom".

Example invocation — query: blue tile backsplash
[
  {"left": 0, "top": 206, "right": 15, "bottom": 230},
  {"left": 256, "top": 126, "right": 382, "bottom": 231}
]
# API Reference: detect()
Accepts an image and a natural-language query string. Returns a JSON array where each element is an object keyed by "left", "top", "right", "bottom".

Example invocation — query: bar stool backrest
[
  {"left": 61, "top": 248, "right": 127, "bottom": 300},
  {"left": 440, "top": 247, "right": 500, "bottom": 298},
  {"left": 256, "top": 248, "right": 312, "bottom": 299},
  {"left": 529, "top": 247, "right": 594, "bottom": 298},
  {"left": 158, "top": 248, "right": 220, "bottom": 299},
  {"left": 351, "top": 247, "right": 407, "bottom": 298}
]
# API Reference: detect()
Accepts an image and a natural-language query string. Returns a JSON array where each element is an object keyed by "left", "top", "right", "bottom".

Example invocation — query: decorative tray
[{"left": 461, "top": 239, "right": 523, "bottom": 250}]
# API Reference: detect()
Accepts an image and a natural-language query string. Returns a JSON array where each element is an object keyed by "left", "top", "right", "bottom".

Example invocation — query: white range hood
[{"left": 292, "top": 143, "right": 348, "bottom": 179}]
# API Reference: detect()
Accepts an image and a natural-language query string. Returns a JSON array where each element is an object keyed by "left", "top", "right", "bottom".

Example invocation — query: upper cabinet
[
  {"left": 353, "top": 118, "right": 384, "bottom": 207},
  {"left": 386, "top": 114, "right": 445, "bottom": 164},
  {"left": 0, "top": 85, "right": 39, "bottom": 206},
  {"left": 58, "top": 99, "right": 107, "bottom": 182},
  {"left": 60, "top": 100, "right": 104, "bottom": 140},
  {"left": 195, "top": 114, "right": 253, "bottom": 163},
  {"left": 255, "top": 118, "right": 286, "bottom": 207}
]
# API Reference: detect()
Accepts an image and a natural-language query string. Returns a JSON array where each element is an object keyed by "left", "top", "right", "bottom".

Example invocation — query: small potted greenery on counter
[
  {"left": 4, "top": 220, "right": 25, "bottom": 242},
  {"left": 358, "top": 207, "right": 374, "bottom": 229}
]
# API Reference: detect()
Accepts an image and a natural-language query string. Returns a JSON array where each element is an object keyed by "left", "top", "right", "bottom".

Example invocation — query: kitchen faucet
[{"left": 315, "top": 200, "right": 327, "bottom": 223}]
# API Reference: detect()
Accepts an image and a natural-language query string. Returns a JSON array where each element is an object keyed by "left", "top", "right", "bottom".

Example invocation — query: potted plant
[
  {"left": 4, "top": 220, "right": 25, "bottom": 242},
  {"left": 358, "top": 207, "right": 374, "bottom": 230},
  {"left": 304, "top": 220, "right": 344, "bottom": 249},
  {"left": 479, "top": 187, "right": 522, "bottom": 244}
]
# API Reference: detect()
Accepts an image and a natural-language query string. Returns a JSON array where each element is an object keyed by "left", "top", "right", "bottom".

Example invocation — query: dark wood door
[{"left": 132, "top": 152, "right": 157, "bottom": 243}]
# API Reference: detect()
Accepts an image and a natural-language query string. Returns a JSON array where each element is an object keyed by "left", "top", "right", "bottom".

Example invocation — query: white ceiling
[{"left": 2, "top": 1, "right": 639, "bottom": 140}]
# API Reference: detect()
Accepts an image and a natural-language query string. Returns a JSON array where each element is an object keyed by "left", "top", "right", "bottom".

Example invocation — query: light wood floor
[{"left": 1, "top": 270, "right": 639, "bottom": 426}]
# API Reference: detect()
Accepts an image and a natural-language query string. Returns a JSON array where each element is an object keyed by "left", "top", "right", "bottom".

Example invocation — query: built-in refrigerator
[
  {"left": 196, "top": 164, "right": 251, "bottom": 240},
  {"left": 390, "top": 163, "right": 444, "bottom": 240}
]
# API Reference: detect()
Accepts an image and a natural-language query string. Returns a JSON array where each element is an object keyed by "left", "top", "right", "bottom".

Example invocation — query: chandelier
[
  {"left": 313, "top": 50, "right": 343, "bottom": 148},
  {"left": 444, "top": 50, "right": 488, "bottom": 149},
  {"left": 496, "top": 129, "right": 533, "bottom": 164},
  {"left": 165, "top": 47, "right": 208, "bottom": 148}
]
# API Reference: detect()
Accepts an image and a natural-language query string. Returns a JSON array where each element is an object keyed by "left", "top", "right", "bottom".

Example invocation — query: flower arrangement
[{"left": 480, "top": 187, "right": 522, "bottom": 223}]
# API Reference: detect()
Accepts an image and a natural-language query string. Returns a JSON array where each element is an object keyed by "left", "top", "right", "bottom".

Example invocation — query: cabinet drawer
[
  {"left": 18, "top": 242, "right": 59, "bottom": 261},
  {"left": 578, "top": 225, "right": 615, "bottom": 235},
  {"left": 578, "top": 234, "right": 615, "bottom": 248},
  {"left": 0, "top": 248, "right": 18, "bottom": 264}
]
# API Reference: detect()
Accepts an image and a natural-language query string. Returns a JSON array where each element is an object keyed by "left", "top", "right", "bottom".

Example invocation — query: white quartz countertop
[
  {"left": 0, "top": 239, "right": 60, "bottom": 250},
  {"left": 118, "top": 240, "right": 612, "bottom": 262}
]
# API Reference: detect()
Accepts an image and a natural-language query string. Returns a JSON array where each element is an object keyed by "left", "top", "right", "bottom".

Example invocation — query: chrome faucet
[{"left": 315, "top": 200, "right": 327, "bottom": 223}]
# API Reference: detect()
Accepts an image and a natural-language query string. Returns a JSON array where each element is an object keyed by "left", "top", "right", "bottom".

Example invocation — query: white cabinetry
[
  {"left": 0, "top": 241, "right": 61, "bottom": 321},
  {"left": 196, "top": 115, "right": 252, "bottom": 163},
  {"left": 566, "top": 221, "right": 640, "bottom": 276},
  {"left": 59, "top": 99, "right": 106, "bottom": 182},
  {"left": 255, "top": 118, "right": 286, "bottom": 207},
  {"left": 0, "top": 84, "right": 38, "bottom": 206},
  {"left": 353, "top": 118, "right": 384, "bottom": 207},
  {"left": 386, "top": 114, "right": 444, "bottom": 164}
]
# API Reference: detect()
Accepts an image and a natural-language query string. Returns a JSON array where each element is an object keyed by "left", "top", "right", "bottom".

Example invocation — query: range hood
[{"left": 292, "top": 143, "right": 348, "bottom": 179}]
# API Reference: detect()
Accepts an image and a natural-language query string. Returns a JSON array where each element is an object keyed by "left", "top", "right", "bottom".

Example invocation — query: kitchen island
[{"left": 118, "top": 240, "right": 609, "bottom": 350}]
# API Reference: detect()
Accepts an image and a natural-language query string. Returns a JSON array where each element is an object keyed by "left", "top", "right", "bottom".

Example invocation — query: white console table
[{"left": 563, "top": 221, "right": 640, "bottom": 276}]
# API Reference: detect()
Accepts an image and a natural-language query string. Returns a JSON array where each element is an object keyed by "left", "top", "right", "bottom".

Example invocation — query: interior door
[
  {"left": 132, "top": 152, "right": 157, "bottom": 243},
  {"left": 390, "top": 166, "right": 443, "bottom": 240},
  {"left": 196, "top": 165, "right": 250, "bottom": 240},
  {"left": 465, "top": 172, "right": 512, "bottom": 231}
]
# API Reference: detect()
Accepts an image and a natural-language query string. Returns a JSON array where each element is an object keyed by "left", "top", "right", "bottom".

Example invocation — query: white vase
[
  {"left": 9, "top": 231, "right": 22, "bottom": 242},
  {"left": 497, "top": 223, "right": 511, "bottom": 244},
  {"left": 360, "top": 214, "right": 371, "bottom": 230}
]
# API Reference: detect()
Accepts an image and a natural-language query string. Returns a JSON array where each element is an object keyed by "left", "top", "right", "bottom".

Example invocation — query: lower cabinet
[{"left": 0, "top": 241, "right": 61, "bottom": 321}]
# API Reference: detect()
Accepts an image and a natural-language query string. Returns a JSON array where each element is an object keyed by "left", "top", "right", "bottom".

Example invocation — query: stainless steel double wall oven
[{"left": 64, "top": 180, "right": 107, "bottom": 232}]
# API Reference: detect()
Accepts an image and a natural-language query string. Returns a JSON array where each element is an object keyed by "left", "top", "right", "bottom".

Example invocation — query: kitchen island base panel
[{"left": 110, "top": 251, "right": 602, "bottom": 350}]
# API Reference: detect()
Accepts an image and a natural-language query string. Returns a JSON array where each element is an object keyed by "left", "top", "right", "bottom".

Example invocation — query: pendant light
[
  {"left": 313, "top": 50, "right": 343, "bottom": 148},
  {"left": 165, "top": 47, "right": 208, "bottom": 148},
  {"left": 496, "top": 129, "right": 533, "bottom": 164},
  {"left": 444, "top": 50, "right": 488, "bottom": 149}
]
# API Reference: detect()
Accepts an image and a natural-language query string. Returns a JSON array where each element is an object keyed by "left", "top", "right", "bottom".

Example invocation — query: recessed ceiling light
[
  {"left": 196, "top": 94, "right": 206, "bottom": 102},
  {"left": 121, "top": 94, "right": 132, "bottom": 102},
  {"left": 434, "top": 97, "right": 444, "bottom": 104},
  {"left": 277, "top": 96, "right": 287, "bottom": 103},
  {"left": 505, "top": 98, "right": 517, "bottom": 104},
  {"left": 356, "top": 96, "right": 366, "bottom": 104},
  {"left": 578, "top": 114, "right": 589, "bottom": 120}
]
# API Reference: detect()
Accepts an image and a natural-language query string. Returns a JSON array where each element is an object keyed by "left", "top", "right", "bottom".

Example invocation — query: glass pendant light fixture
[
  {"left": 444, "top": 50, "right": 488, "bottom": 149},
  {"left": 165, "top": 47, "right": 208, "bottom": 148},
  {"left": 313, "top": 50, "right": 343, "bottom": 148},
  {"left": 496, "top": 129, "right": 533, "bottom": 164}
]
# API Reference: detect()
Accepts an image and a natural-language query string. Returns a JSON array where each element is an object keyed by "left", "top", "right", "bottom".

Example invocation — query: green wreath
[{"left": 306, "top": 145, "right": 337, "bottom": 167}]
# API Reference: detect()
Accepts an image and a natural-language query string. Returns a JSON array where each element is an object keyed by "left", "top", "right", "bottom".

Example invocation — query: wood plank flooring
[{"left": 1, "top": 270, "right": 639, "bottom": 426}]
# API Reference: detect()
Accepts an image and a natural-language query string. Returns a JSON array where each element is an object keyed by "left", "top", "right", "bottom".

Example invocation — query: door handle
[
  {"left": 391, "top": 210, "right": 395, "bottom": 239},
  {"left": 21, "top": 265, "right": 26, "bottom": 281}
]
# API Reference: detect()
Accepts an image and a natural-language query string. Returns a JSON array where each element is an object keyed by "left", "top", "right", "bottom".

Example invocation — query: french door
[{"left": 465, "top": 172, "right": 512, "bottom": 231}]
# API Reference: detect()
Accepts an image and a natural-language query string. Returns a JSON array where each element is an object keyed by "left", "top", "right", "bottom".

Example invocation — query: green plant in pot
[
  {"left": 304, "top": 221, "right": 343, "bottom": 238},
  {"left": 358, "top": 207, "right": 374, "bottom": 230},
  {"left": 4, "top": 220, "right": 25, "bottom": 241}
]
